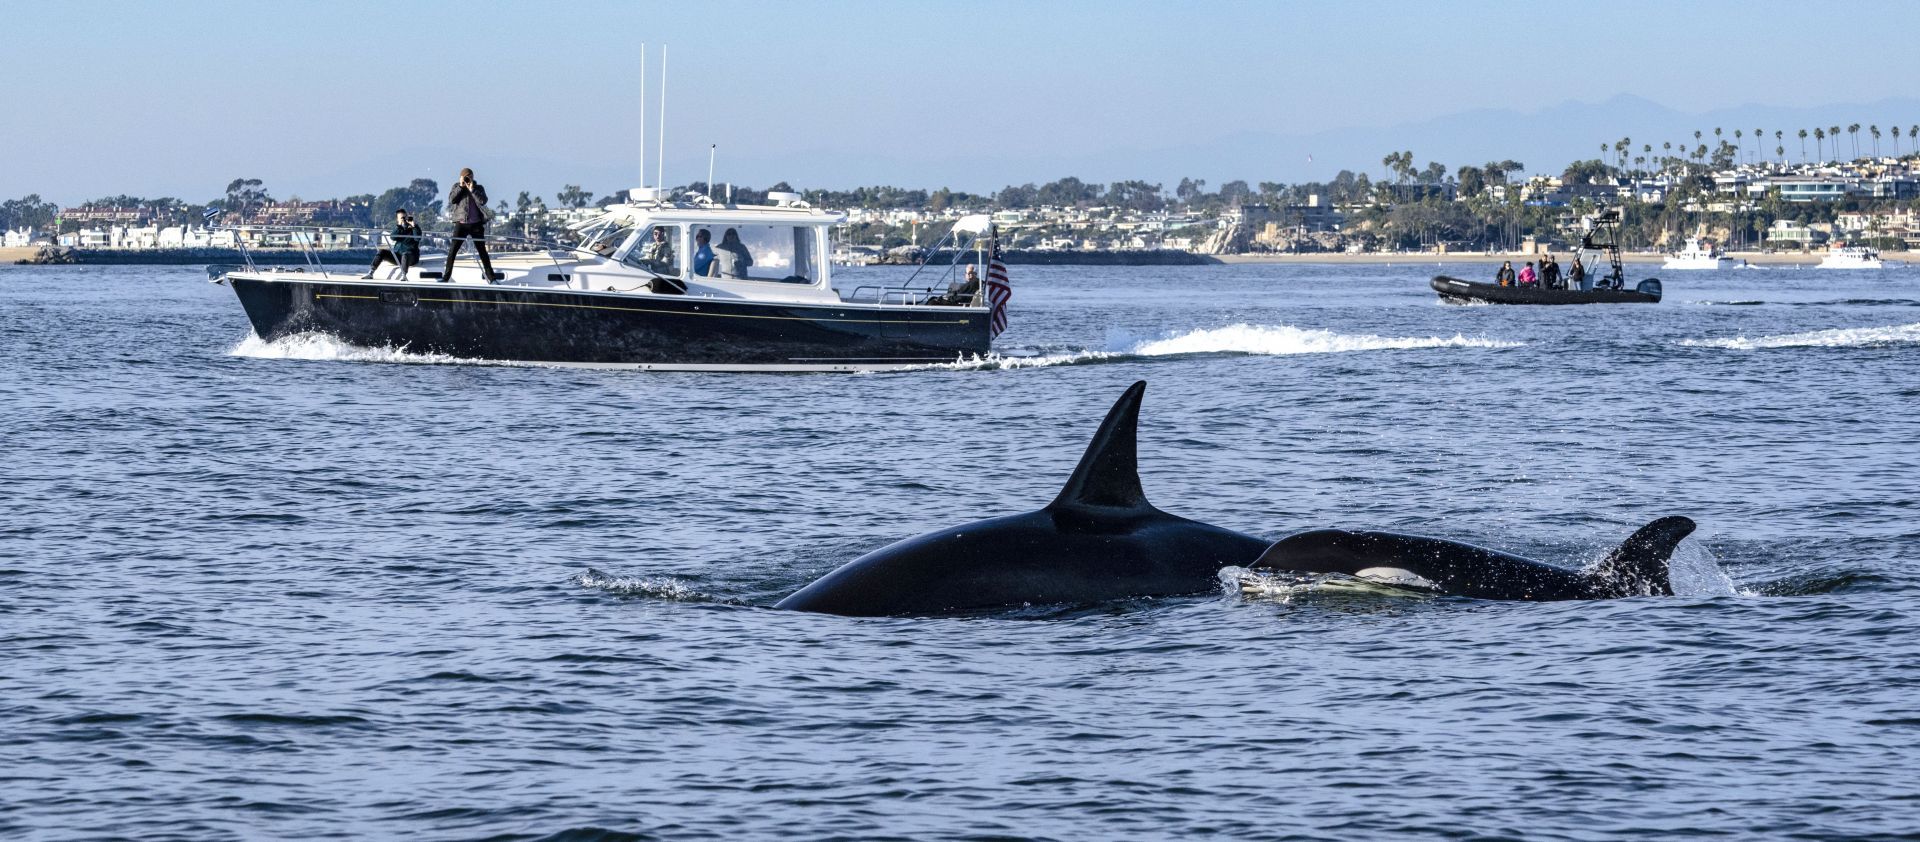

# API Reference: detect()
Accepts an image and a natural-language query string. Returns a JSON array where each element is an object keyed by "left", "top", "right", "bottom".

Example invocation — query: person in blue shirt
[{"left": 691, "top": 228, "right": 715, "bottom": 276}]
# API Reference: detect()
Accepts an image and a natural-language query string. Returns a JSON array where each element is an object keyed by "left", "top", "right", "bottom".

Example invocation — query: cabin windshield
[
  {"left": 579, "top": 221, "right": 637, "bottom": 258},
  {"left": 690, "top": 223, "right": 818, "bottom": 284}
]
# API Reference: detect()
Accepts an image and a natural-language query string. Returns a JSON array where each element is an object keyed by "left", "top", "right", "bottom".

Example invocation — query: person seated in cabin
[
  {"left": 1495, "top": 260, "right": 1516, "bottom": 286},
  {"left": 713, "top": 228, "right": 753, "bottom": 279},
  {"left": 363, "top": 209, "right": 423, "bottom": 279},
  {"left": 929, "top": 264, "right": 982, "bottom": 306},
  {"left": 1568, "top": 256, "right": 1589, "bottom": 291},
  {"left": 1517, "top": 261, "right": 1538, "bottom": 287},
  {"left": 640, "top": 226, "right": 675, "bottom": 274},
  {"left": 692, "top": 228, "right": 716, "bottom": 277},
  {"left": 1540, "top": 254, "right": 1562, "bottom": 289}
]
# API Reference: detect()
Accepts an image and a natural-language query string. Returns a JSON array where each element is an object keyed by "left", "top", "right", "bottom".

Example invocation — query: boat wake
[
  {"left": 925, "top": 323, "right": 1522, "bottom": 371},
  {"left": 1680, "top": 322, "right": 1920, "bottom": 350},
  {"left": 228, "top": 332, "right": 518, "bottom": 367}
]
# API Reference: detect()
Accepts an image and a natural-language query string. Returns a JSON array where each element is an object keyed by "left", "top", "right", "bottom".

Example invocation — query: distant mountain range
[{"left": 272, "top": 94, "right": 1920, "bottom": 202}]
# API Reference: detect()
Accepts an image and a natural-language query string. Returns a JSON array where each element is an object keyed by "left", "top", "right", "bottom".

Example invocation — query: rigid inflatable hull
[{"left": 1431, "top": 276, "right": 1660, "bottom": 305}]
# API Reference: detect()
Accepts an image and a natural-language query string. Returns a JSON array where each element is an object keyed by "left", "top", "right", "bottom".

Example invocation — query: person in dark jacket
[
  {"left": 1569, "top": 256, "right": 1589, "bottom": 291},
  {"left": 1495, "top": 260, "right": 1516, "bottom": 286},
  {"left": 363, "top": 209, "right": 423, "bottom": 279},
  {"left": 442, "top": 167, "right": 495, "bottom": 283},
  {"left": 1540, "top": 253, "right": 1562, "bottom": 289}
]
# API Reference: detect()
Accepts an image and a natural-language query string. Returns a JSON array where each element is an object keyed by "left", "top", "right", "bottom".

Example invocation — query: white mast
[
  {"left": 707, "top": 145, "right": 716, "bottom": 200},
  {"left": 657, "top": 45, "right": 668, "bottom": 193},
  {"left": 645, "top": 44, "right": 652, "bottom": 189}
]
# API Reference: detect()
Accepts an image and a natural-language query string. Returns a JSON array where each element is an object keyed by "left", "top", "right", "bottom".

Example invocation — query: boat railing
[
  {"left": 211, "top": 223, "right": 615, "bottom": 283},
  {"left": 843, "top": 284, "right": 983, "bottom": 307}
]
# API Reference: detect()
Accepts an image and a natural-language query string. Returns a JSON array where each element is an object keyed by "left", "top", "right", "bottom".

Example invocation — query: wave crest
[{"left": 1680, "top": 322, "right": 1920, "bottom": 350}]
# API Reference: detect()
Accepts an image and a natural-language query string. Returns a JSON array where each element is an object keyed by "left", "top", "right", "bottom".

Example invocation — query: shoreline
[{"left": 1216, "top": 250, "right": 1848, "bottom": 267}]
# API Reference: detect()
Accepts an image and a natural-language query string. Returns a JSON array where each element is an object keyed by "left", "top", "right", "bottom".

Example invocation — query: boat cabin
[{"left": 559, "top": 190, "right": 848, "bottom": 305}]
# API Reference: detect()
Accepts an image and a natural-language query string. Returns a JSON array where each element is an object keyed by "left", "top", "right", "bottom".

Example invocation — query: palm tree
[
  {"left": 1735, "top": 129, "right": 1745, "bottom": 163},
  {"left": 1798, "top": 129, "right": 1808, "bottom": 163},
  {"left": 1815, "top": 128, "right": 1826, "bottom": 162},
  {"left": 1830, "top": 126, "right": 1842, "bottom": 160},
  {"left": 1870, "top": 125, "right": 1881, "bottom": 157},
  {"left": 1911, "top": 125, "right": 1919, "bottom": 157},
  {"left": 1895, "top": 126, "right": 1904, "bottom": 157},
  {"left": 1775, "top": 130, "right": 1784, "bottom": 163},
  {"left": 1847, "top": 123, "right": 1860, "bottom": 159}
]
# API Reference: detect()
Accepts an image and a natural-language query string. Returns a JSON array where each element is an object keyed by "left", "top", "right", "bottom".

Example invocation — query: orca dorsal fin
[
  {"left": 1590, "top": 516, "right": 1695, "bottom": 597},
  {"left": 1049, "top": 380, "right": 1151, "bottom": 511}
]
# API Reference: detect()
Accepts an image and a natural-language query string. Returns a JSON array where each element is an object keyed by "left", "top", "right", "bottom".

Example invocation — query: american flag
[{"left": 986, "top": 238, "right": 1011, "bottom": 339}]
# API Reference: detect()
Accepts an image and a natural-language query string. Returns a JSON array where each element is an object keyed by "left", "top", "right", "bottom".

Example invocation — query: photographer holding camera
[
  {"left": 442, "top": 167, "right": 496, "bottom": 283},
  {"left": 364, "top": 208, "right": 423, "bottom": 279}
]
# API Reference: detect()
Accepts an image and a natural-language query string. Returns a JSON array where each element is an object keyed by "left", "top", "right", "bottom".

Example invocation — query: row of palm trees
[{"left": 1598, "top": 123, "right": 1919, "bottom": 175}]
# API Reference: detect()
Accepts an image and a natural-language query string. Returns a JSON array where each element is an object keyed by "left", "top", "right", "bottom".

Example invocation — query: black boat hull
[
  {"left": 225, "top": 275, "right": 992, "bottom": 370},
  {"left": 1431, "top": 276, "right": 1661, "bottom": 305}
]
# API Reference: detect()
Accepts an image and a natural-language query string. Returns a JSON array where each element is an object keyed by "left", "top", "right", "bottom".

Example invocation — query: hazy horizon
[{"left": 5, "top": 0, "right": 1919, "bottom": 206}]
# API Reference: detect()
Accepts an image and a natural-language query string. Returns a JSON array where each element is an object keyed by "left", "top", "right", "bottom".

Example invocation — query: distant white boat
[
  {"left": 1817, "top": 245, "right": 1885, "bottom": 269},
  {"left": 1663, "top": 237, "right": 1737, "bottom": 270}
]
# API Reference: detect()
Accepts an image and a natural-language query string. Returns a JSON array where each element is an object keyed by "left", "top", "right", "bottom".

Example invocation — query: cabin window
[
  {"left": 691, "top": 224, "right": 817, "bottom": 283},
  {"left": 622, "top": 225, "right": 682, "bottom": 276}
]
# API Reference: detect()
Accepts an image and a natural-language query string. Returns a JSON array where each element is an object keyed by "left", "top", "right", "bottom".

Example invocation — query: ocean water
[{"left": 2, "top": 261, "right": 1918, "bottom": 840}]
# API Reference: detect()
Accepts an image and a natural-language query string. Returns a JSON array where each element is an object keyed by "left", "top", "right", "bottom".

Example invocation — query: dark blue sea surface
[{"left": 3, "top": 262, "right": 1918, "bottom": 840}]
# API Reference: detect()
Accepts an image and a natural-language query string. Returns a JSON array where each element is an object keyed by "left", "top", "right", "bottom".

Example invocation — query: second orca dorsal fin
[
  {"left": 1049, "top": 380, "right": 1152, "bottom": 511},
  {"left": 1589, "top": 516, "right": 1696, "bottom": 597}
]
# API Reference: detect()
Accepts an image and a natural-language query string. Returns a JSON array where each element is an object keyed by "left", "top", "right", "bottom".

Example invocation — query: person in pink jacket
[{"left": 1518, "top": 261, "right": 1538, "bottom": 287}]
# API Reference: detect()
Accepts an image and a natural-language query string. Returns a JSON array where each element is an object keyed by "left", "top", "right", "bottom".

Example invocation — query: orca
[
  {"left": 1251, "top": 516, "right": 1697, "bottom": 600},
  {"left": 775, "top": 381, "right": 1271, "bottom": 616}
]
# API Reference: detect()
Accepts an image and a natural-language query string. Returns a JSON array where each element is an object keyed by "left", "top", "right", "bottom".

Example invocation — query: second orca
[{"left": 1253, "top": 517, "right": 1698, "bottom": 600}]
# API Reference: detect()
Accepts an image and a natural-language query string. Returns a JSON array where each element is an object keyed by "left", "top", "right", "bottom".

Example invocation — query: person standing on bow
[{"left": 442, "top": 168, "right": 495, "bottom": 283}]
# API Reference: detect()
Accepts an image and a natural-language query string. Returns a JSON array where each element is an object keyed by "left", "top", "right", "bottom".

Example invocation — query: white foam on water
[
  {"left": 229, "top": 332, "right": 514, "bottom": 367},
  {"left": 1120, "top": 323, "right": 1521, "bottom": 356},
  {"left": 573, "top": 568, "right": 710, "bottom": 601},
  {"left": 1665, "top": 539, "right": 1742, "bottom": 598},
  {"left": 925, "top": 323, "right": 1520, "bottom": 370},
  {"left": 1680, "top": 322, "right": 1920, "bottom": 350}
]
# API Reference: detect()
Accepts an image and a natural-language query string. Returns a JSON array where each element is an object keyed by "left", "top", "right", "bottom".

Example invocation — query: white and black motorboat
[{"left": 212, "top": 191, "right": 998, "bottom": 371}]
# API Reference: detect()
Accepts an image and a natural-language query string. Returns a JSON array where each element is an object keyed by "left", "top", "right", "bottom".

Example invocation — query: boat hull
[
  {"left": 1431, "top": 276, "right": 1661, "bottom": 305},
  {"left": 225, "top": 275, "right": 992, "bottom": 370}
]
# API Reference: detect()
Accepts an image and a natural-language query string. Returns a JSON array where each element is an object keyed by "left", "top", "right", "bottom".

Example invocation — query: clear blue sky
[{"left": 4, "top": 0, "right": 1917, "bottom": 205}]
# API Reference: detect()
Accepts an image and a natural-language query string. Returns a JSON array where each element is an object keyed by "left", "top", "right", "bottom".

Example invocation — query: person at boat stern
[
  {"left": 364, "top": 209, "right": 422, "bottom": 279},
  {"left": 1569, "top": 256, "right": 1589, "bottom": 291},
  {"left": 443, "top": 168, "right": 495, "bottom": 283}
]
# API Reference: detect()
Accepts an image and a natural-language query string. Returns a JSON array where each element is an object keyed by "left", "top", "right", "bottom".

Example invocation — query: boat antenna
[
  {"left": 708, "top": 145, "right": 717, "bottom": 200},
  {"left": 645, "top": 44, "right": 652, "bottom": 189},
  {"left": 657, "top": 45, "right": 668, "bottom": 193}
]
